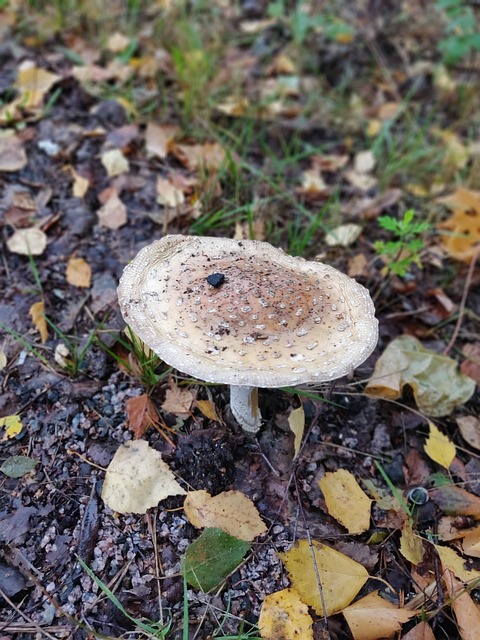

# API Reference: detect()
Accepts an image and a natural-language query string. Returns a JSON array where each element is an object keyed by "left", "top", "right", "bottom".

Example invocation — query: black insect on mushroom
[{"left": 207, "top": 273, "right": 225, "bottom": 288}]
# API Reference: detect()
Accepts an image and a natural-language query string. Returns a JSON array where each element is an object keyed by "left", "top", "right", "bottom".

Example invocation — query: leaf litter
[{"left": 0, "top": 2, "right": 479, "bottom": 639}]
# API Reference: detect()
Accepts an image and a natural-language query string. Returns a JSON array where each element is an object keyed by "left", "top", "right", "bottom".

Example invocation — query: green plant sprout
[
  {"left": 77, "top": 556, "right": 171, "bottom": 638},
  {"left": 436, "top": 0, "right": 480, "bottom": 65},
  {"left": 374, "top": 209, "right": 431, "bottom": 277}
]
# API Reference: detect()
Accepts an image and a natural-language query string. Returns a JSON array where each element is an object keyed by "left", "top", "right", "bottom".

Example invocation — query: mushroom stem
[{"left": 230, "top": 385, "right": 262, "bottom": 433}]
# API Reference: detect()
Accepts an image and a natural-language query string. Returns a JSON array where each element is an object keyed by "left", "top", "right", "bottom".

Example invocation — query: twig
[
  {"left": 443, "top": 247, "right": 479, "bottom": 355},
  {"left": 0, "top": 586, "right": 61, "bottom": 640}
]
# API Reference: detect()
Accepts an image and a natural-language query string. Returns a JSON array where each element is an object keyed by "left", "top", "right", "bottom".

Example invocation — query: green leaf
[
  {"left": 181, "top": 527, "right": 250, "bottom": 592},
  {"left": 1, "top": 455, "right": 37, "bottom": 478}
]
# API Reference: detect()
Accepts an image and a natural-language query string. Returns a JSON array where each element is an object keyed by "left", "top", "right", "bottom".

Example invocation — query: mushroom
[{"left": 117, "top": 235, "right": 378, "bottom": 433}]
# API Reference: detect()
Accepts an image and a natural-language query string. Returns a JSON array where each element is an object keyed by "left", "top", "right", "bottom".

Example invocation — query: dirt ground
[{"left": 1, "top": 2, "right": 480, "bottom": 639}]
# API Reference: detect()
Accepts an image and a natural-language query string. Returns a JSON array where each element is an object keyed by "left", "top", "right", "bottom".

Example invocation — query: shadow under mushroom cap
[{"left": 117, "top": 235, "right": 379, "bottom": 387}]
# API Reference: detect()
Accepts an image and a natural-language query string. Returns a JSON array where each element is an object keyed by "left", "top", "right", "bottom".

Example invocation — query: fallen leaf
[
  {"left": 196, "top": 398, "right": 221, "bottom": 422},
  {"left": 71, "top": 169, "right": 90, "bottom": 198},
  {"left": 288, "top": 403, "right": 305, "bottom": 460},
  {"left": 399, "top": 521, "right": 424, "bottom": 565},
  {"left": 1, "top": 456, "right": 37, "bottom": 478},
  {"left": 156, "top": 176, "right": 185, "bottom": 207},
  {"left": 343, "top": 590, "right": 417, "bottom": 640},
  {"left": 344, "top": 170, "right": 378, "bottom": 192},
  {"left": 181, "top": 527, "right": 250, "bottom": 592},
  {"left": 101, "top": 439, "right": 185, "bottom": 514},
  {"left": 101, "top": 148, "right": 129, "bottom": 177},
  {"left": 7, "top": 228, "right": 47, "bottom": 255},
  {"left": 457, "top": 416, "right": 480, "bottom": 451},
  {"left": 435, "top": 544, "right": 480, "bottom": 583},
  {"left": 299, "top": 168, "right": 328, "bottom": 193},
  {"left": 0, "top": 415, "right": 23, "bottom": 440},
  {"left": 348, "top": 253, "right": 369, "bottom": 277},
  {"left": 460, "top": 526, "right": 480, "bottom": 558},
  {"left": 29, "top": 300, "right": 48, "bottom": 343},
  {"left": 280, "top": 539, "right": 368, "bottom": 616},
  {"left": 430, "top": 485, "right": 480, "bottom": 517},
  {"left": 354, "top": 150, "right": 376, "bottom": 173},
  {"left": 107, "top": 32, "right": 130, "bottom": 53},
  {"left": 184, "top": 490, "right": 266, "bottom": 542},
  {"left": 54, "top": 342, "right": 71, "bottom": 368},
  {"left": 444, "top": 569, "right": 480, "bottom": 640},
  {"left": 365, "top": 335, "right": 476, "bottom": 416},
  {"left": 437, "top": 188, "right": 480, "bottom": 263},
  {"left": 402, "top": 621, "right": 435, "bottom": 640},
  {"left": 126, "top": 394, "right": 159, "bottom": 439},
  {"left": 424, "top": 421, "right": 456, "bottom": 470},
  {"left": 66, "top": 256, "right": 91, "bottom": 288},
  {"left": 15, "top": 63, "right": 61, "bottom": 109},
  {"left": 97, "top": 190, "right": 127, "bottom": 229},
  {"left": 0, "top": 351, "right": 7, "bottom": 371},
  {"left": 161, "top": 382, "right": 194, "bottom": 418},
  {"left": 171, "top": 141, "right": 226, "bottom": 171},
  {"left": 258, "top": 588, "right": 314, "bottom": 640},
  {"left": 325, "top": 223, "right": 362, "bottom": 247},
  {"left": 145, "top": 122, "right": 178, "bottom": 158},
  {"left": 461, "top": 343, "right": 480, "bottom": 384},
  {"left": 0, "top": 135, "right": 28, "bottom": 172},
  {"left": 319, "top": 469, "right": 371, "bottom": 534}
]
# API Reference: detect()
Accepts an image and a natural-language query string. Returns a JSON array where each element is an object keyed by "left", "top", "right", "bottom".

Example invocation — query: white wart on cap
[{"left": 118, "top": 235, "right": 378, "bottom": 432}]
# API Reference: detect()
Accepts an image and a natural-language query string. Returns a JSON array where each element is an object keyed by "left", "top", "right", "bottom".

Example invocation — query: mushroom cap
[{"left": 118, "top": 235, "right": 378, "bottom": 388}]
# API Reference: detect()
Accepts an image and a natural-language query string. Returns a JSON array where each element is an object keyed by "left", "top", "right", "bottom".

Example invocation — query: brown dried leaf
[
  {"left": 162, "top": 382, "right": 194, "bottom": 418},
  {"left": 97, "top": 190, "right": 127, "bottom": 229},
  {"left": 145, "top": 122, "right": 178, "bottom": 159},
  {"left": 343, "top": 591, "right": 417, "bottom": 640},
  {"left": 461, "top": 343, "right": 480, "bottom": 384},
  {"left": 171, "top": 141, "right": 226, "bottom": 171},
  {"left": 126, "top": 394, "right": 159, "bottom": 439},
  {"left": 457, "top": 416, "right": 480, "bottom": 451},
  {"left": 430, "top": 485, "right": 480, "bottom": 517},
  {"left": 29, "top": 300, "right": 48, "bottom": 343},
  {"left": 402, "top": 621, "right": 435, "bottom": 640},
  {"left": 0, "top": 135, "right": 28, "bottom": 172}
]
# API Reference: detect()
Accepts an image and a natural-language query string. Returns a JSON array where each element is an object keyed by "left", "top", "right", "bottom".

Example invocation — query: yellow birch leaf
[
  {"left": 399, "top": 521, "right": 424, "bottom": 565},
  {"left": 424, "top": 421, "right": 456, "bottom": 469},
  {"left": 101, "top": 440, "right": 185, "bottom": 514},
  {"left": 343, "top": 591, "right": 417, "bottom": 640},
  {"left": 288, "top": 403, "right": 304, "bottom": 460},
  {"left": 435, "top": 544, "right": 480, "bottom": 583},
  {"left": 184, "top": 489, "right": 266, "bottom": 542},
  {"left": 16, "top": 64, "right": 60, "bottom": 109},
  {"left": 319, "top": 469, "right": 371, "bottom": 534},
  {"left": 0, "top": 415, "right": 23, "bottom": 440},
  {"left": 72, "top": 169, "right": 89, "bottom": 198},
  {"left": 280, "top": 539, "right": 368, "bottom": 616},
  {"left": 444, "top": 569, "right": 480, "bottom": 640},
  {"left": 259, "top": 588, "right": 313, "bottom": 640},
  {"left": 101, "top": 148, "right": 129, "bottom": 177},
  {"left": 29, "top": 300, "right": 48, "bottom": 343},
  {"left": 196, "top": 398, "right": 221, "bottom": 422},
  {"left": 66, "top": 256, "right": 92, "bottom": 288}
]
